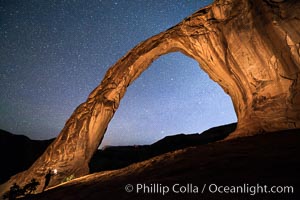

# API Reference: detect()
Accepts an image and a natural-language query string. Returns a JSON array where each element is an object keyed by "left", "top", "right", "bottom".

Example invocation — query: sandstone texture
[{"left": 1, "top": 0, "right": 299, "bottom": 194}]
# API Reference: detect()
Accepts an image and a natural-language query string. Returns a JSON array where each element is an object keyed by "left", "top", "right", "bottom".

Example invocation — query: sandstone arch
[{"left": 1, "top": 0, "right": 299, "bottom": 194}]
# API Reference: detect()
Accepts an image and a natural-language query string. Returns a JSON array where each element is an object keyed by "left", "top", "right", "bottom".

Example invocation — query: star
[{"left": 0, "top": 0, "right": 236, "bottom": 147}]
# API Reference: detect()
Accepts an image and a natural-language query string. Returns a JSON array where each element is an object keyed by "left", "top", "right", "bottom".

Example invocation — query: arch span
[{"left": 1, "top": 0, "right": 300, "bottom": 193}]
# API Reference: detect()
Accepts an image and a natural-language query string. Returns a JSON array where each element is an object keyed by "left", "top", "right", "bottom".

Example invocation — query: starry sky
[{"left": 0, "top": 0, "right": 237, "bottom": 147}]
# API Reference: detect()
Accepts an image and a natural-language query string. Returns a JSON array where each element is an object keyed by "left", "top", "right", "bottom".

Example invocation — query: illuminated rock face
[{"left": 1, "top": 0, "right": 299, "bottom": 194}]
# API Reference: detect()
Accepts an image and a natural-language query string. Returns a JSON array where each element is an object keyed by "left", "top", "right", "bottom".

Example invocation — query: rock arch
[{"left": 1, "top": 0, "right": 300, "bottom": 194}]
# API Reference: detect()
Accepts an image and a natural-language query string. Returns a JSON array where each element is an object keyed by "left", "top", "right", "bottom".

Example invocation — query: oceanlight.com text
[{"left": 124, "top": 183, "right": 294, "bottom": 196}]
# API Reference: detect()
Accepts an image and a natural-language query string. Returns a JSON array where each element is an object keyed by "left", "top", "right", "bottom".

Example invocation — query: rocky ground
[{"left": 24, "top": 129, "right": 300, "bottom": 200}]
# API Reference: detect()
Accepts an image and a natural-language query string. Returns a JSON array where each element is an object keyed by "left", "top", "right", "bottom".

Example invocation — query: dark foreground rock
[{"left": 26, "top": 129, "right": 300, "bottom": 200}]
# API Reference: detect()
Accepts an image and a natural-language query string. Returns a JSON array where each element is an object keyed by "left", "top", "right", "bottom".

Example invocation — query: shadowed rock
[
  {"left": 23, "top": 129, "right": 300, "bottom": 200},
  {"left": 1, "top": 0, "right": 299, "bottom": 194}
]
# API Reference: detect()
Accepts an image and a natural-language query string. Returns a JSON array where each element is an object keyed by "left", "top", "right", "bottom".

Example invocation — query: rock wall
[{"left": 1, "top": 0, "right": 299, "bottom": 194}]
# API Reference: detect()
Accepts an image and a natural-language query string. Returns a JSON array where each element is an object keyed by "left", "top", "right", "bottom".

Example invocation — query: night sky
[{"left": 0, "top": 0, "right": 237, "bottom": 147}]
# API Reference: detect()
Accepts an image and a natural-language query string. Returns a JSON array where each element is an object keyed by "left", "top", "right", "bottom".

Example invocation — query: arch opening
[{"left": 101, "top": 52, "right": 237, "bottom": 148}]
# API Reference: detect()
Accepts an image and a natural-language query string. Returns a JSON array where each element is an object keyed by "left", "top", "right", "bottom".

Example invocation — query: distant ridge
[
  {"left": 90, "top": 123, "right": 236, "bottom": 173},
  {"left": 0, "top": 129, "right": 54, "bottom": 184},
  {"left": 0, "top": 123, "right": 236, "bottom": 183}
]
